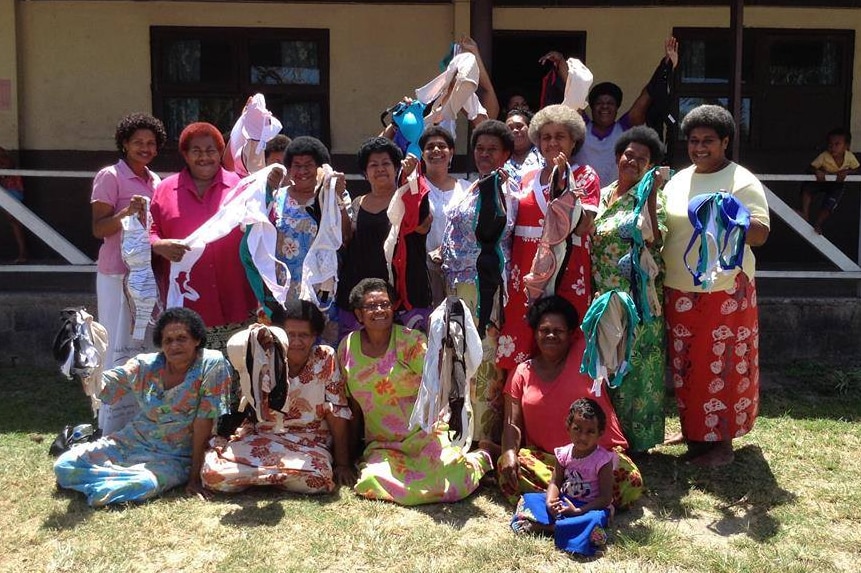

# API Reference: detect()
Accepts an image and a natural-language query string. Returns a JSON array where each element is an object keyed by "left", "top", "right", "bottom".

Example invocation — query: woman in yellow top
[{"left": 660, "top": 105, "right": 770, "bottom": 467}]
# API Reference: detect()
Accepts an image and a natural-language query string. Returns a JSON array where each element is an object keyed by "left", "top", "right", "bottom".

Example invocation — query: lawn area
[{"left": 1, "top": 364, "right": 859, "bottom": 573}]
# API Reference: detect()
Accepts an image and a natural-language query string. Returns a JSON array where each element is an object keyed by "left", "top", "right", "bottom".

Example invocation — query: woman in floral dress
[
  {"left": 496, "top": 105, "right": 600, "bottom": 375},
  {"left": 54, "top": 308, "right": 230, "bottom": 507},
  {"left": 273, "top": 136, "right": 350, "bottom": 342},
  {"left": 338, "top": 278, "right": 491, "bottom": 506},
  {"left": 591, "top": 126, "right": 668, "bottom": 452},
  {"left": 201, "top": 300, "right": 354, "bottom": 493}
]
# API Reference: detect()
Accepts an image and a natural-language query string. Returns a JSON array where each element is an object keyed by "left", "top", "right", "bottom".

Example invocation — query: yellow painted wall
[
  {"left": 0, "top": 0, "right": 19, "bottom": 149},
  {"left": 16, "top": 1, "right": 455, "bottom": 153},
  {"left": 495, "top": 5, "right": 861, "bottom": 139}
]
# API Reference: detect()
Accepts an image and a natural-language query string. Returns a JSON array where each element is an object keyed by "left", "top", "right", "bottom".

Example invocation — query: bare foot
[
  {"left": 689, "top": 443, "right": 734, "bottom": 467},
  {"left": 662, "top": 432, "right": 685, "bottom": 446}
]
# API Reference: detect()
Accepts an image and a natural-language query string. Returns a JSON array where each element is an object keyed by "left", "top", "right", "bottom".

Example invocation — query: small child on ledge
[{"left": 799, "top": 127, "right": 859, "bottom": 234}]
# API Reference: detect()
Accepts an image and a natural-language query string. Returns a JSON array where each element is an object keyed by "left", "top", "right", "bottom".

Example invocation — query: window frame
[{"left": 151, "top": 26, "right": 331, "bottom": 147}]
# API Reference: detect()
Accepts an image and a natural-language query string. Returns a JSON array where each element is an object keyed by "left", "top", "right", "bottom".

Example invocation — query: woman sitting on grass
[
  {"left": 510, "top": 398, "right": 616, "bottom": 557},
  {"left": 54, "top": 308, "right": 230, "bottom": 507},
  {"left": 338, "top": 278, "right": 491, "bottom": 505}
]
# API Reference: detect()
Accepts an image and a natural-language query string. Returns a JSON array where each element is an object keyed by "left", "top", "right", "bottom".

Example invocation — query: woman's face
[
  {"left": 160, "top": 322, "right": 200, "bottom": 368},
  {"left": 355, "top": 289, "right": 394, "bottom": 332},
  {"left": 538, "top": 122, "right": 576, "bottom": 162},
  {"left": 364, "top": 151, "right": 397, "bottom": 191},
  {"left": 181, "top": 135, "right": 221, "bottom": 182},
  {"left": 617, "top": 142, "right": 653, "bottom": 186},
  {"left": 123, "top": 129, "right": 158, "bottom": 169},
  {"left": 505, "top": 114, "right": 531, "bottom": 154},
  {"left": 687, "top": 127, "right": 729, "bottom": 174},
  {"left": 288, "top": 154, "right": 319, "bottom": 194},
  {"left": 421, "top": 136, "right": 453, "bottom": 172},
  {"left": 534, "top": 313, "right": 573, "bottom": 360},
  {"left": 592, "top": 94, "right": 620, "bottom": 129},
  {"left": 283, "top": 318, "right": 316, "bottom": 369},
  {"left": 473, "top": 134, "right": 510, "bottom": 176}
]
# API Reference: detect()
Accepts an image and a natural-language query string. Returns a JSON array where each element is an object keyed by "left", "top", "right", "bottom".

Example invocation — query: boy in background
[{"left": 800, "top": 127, "right": 859, "bottom": 233}]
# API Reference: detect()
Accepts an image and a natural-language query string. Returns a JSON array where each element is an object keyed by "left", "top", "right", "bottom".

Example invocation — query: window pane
[
  {"left": 679, "top": 36, "right": 753, "bottom": 85},
  {"left": 163, "top": 39, "right": 234, "bottom": 85},
  {"left": 274, "top": 101, "right": 324, "bottom": 140},
  {"left": 249, "top": 40, "right": 321, "bottom": 85},
  {"left": 164, "top": 97, "right": 237, "bottom": 140},
  {"left": 678, "top": 97, "right": 751, "bottom": 143},
  {"left": 769, "top": 39, "right": 842, "bottom": 86}
]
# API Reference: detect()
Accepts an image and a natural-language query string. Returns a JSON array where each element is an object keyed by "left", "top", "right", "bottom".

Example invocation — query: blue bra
[
  {"left": 580, "top": 290, "right": 639, "bottom": 391},
  {"left": 391, "top": 100, "right": 426, "bottom": 158},
  {"left": 684, "top": 192, "right": 751, "bottom": 289}
]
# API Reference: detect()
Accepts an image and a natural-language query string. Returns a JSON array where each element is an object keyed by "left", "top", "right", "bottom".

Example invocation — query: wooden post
[
  {"left": 470, "top": 0, "right": 493, "bottom": 72},
  {"left": 729, "top": 0, "right": 744, "bottom": 161}
]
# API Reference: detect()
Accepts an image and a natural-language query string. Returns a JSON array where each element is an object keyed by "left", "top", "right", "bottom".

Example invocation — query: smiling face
[
  {"left": 591, "top": 94, "right": 620, "bottom": 129},
  {"left": 364, "top": 151, "right": 397, "bottom": 192},
  {"left": 687, "top": 127, "right": 729, "bottom": 174},
  {"left": 421, "top": 135, "right": 453, "bottom": 171},
  {"left": 506, "top": 114, "right": 531, "bottom": 154},
  {"left": 287, "top": 154, "right": 319, "bottom": 194},
  {"left": 616, "top": 141, "right": 653, "bottom": 187},
  {"left": 537, "top": 122, "right": 576, "bottom": 162},
  {"left": 159, "top": 322, "right": 200, "bottom": 370},
  {"left": 354, "top": 289, "right": 394, "bottom": 333},
  {"left": 181, "top": 135, "right": 221, "bottom": 182},
  {"left": 567, "top": 412, "right": 602, "bottom": 457},
  {"left": 473, "top": 134, "right": 510, "bottom": 176},
  {"left": 534, "top": 313, "right": 573, "bottom": 362},
  {"left": 123, "top": 128, "right": 158, "bottom": 171}
]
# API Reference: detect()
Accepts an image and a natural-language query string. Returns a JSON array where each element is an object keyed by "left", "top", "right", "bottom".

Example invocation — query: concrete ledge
[{"left": 1, "top": 292, "right": 859, "bottom": 368}]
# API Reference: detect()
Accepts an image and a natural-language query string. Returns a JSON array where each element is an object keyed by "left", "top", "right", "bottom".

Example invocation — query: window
[{"left": 151, "top": 27, "right": 330, "bottom": 146}]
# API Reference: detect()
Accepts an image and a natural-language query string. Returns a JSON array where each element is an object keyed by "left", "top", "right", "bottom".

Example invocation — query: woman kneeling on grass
[
  {"left": 338, "top": 278, "right": 492, "bottom": 505},
  {"left": 54, "top": 308, "right": 230, "bottom": 507}
]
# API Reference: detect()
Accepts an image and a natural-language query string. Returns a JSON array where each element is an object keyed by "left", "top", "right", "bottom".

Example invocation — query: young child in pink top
[{"left": 511, "top": 398, "right": 617, "bottom": 556}]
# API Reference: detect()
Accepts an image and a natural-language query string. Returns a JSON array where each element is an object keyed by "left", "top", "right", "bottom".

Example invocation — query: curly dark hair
[
  {"left": 588, "top": 82, "right": 623, "bottom": 109},
  {"left": 470, "top": 119, "right": 514, "bottom": 154},
  {"left": 115, "top": 113, "right": 167, "bottom": 156},
  {"left": 152, "top": 307, "right": 207, "bottom": 350},
  {"left": 506, "top": 108, "right": 534, "bottom": 124},
  {"left": 827, "top": 127, "right": 852, "bottom": 145},
  {"left": 614, "top": 125, "right": 666, "bottom": 165},
  {"left": 681, "top": 104, "right": 736, "bottom": 141},
  {"left": 526, "top": 295, "right": 580, "bottom": 331},
  {"left": 565, "top": 397, "right": 607, "bottom": 433},
  {"left": 348, "top": 278, "right": 395, "bottom": 311},
  {"left": 271, "top": 299, "right": 326, "bottom": 336},
  {"left": 357, "top": 136, "right": 403, "bottom": 173},
  {"left": 418, "top": 125, "right": 455, "bottom": 151},
  {"left": 284, "top": 136, "right": 330, "bottom": 168}
]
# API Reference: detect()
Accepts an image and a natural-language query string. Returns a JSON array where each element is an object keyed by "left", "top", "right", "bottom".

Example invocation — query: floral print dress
[
  {"left": 591, "top": 182, "right": 667, "bottom": 451},
  {"left": 53, "top": 349, "right": 230, "bottom": 507},
  {"left": 201, "top": 345, "right": 351, "bottom": 493},
  {"left": 338, "top": 326, "right": 491, "bottom": 506}
]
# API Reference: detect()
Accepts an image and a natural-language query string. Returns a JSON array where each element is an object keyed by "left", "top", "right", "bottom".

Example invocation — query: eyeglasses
[{"left": 361, "top": 301, "right": 392, "bottom": 311}]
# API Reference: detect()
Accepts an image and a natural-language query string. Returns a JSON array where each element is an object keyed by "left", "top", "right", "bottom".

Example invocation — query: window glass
[
  {"left": 164, "top": 97, "right": 237, "bottom": 141},
  {"left": 768, "top": 40, "right": 842, "bottom": 86},
  {"left": 163, "top": 39, "right": 234, "bottom": 85},
  {"left": 271, "top": 100, "right": 324, "bottom": 141},
  {"left": 249, "top": 40, "right": 321, "bottom": 85}
]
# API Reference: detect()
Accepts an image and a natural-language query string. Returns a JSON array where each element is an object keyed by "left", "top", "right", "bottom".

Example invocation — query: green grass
[{"left": 1, "top": 364, "right": 860, "bottom": 573}]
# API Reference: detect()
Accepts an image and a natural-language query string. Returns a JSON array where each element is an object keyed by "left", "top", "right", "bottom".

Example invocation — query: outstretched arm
[
  {"left": 628, "top": 37, "right": 679, "bottom": 127},
  {"left": 459, "top": 37, "right": 499, "bottom": 123}
]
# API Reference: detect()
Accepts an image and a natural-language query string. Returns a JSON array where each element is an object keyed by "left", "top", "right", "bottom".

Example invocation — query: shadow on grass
[
  {"left": 757, "top": 367, "right": 861, "bottom": 422},
  {"left": 406, "top": 485, "right": 502, "bottom": 529},
  {"left": 631, "top": 444, "right": 796, "bottom": 543},
  {"left": 0, "top": 367, "right": 93, "bottom": 434},
  {"left": 216, "top": 486, "right": 343, "bottom": 528}
]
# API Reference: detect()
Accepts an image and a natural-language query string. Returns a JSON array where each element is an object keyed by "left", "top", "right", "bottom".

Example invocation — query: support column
[
  {"left": 0, "top": 0, "right": 19, "bottom": 150},
  {"left": 470, "top": 0, "right": 493, "bottom": 72},
  {"left": 729, "top": 0, "right": 743, "bottom": 161}
]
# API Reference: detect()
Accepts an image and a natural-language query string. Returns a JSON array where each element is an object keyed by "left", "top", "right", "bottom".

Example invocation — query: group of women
[{"left": 54, "top": 37, "right": 769, "bottom": 510}]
